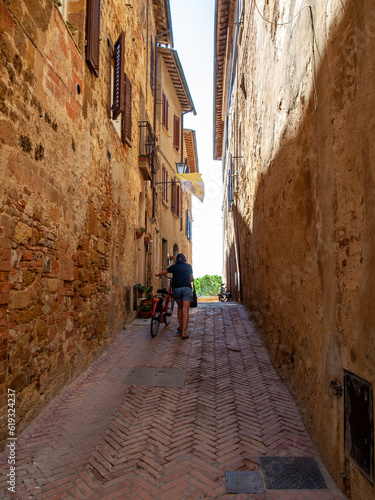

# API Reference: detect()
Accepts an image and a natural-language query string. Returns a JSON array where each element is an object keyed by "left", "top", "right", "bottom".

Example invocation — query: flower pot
[
  {"left": 136, "top": 230, "right": 143, "bottom": 239},
  {"left": 138, "top": 310, "right": 152, "bottom": 318},
  {"left": 144, "top": 236, "right": 151, "bottom": 245}
]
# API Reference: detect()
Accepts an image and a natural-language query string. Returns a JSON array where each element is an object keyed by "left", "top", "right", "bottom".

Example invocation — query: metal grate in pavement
[
  {"left": 225, "top": 471, "right": 265, "bottom": 494},
  {"left": 259, "top": 457, "right": 327, "bottom": 489},
  {"left": 123, "top": 367, "right": 186, "bottom": 388}
]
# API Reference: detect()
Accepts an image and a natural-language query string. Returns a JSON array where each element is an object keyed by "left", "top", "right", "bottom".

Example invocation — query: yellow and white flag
[{"left": 176, "top": 173, "right": 205, "bottom": 202}]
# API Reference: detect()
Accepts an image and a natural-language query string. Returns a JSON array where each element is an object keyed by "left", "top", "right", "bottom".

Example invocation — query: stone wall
[
  {"left": 222, "top": 1, "right": 375, "bottom": 497},
  {"left": 0, "top": 0, "right": 153, "bottom": 445}
]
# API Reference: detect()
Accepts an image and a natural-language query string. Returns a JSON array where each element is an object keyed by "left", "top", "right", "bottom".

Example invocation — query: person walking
[{"left": 155, "top": 253, "right": 193, "bottom": 339}]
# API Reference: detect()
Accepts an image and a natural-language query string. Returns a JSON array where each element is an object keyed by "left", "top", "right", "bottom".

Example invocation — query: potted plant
[
  {"left": 141, "top": 285, "right": 154, "bottom": 306},
  {"left": 136, "top": 227, "right": 146, "bottom": 239},
  {"left": 137, "top": 284, "right": 147, "bottom": 298},
  {"left": 144, "top": 234, "right": 152, "bottom": 245},
  {"left": 145, "top": 284, "right": 153, "bottom": 299},
  {"left": 138, "top": 303, "right": 152, "bottom": 318}
]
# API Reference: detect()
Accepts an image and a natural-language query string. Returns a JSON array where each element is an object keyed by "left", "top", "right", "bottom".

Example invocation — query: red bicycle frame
[{"left": 152, "top": 282, "right": 172, "bottom": 320}]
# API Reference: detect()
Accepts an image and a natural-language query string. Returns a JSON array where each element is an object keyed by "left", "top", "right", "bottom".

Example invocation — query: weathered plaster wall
[
  {"left": 224, "top": 0, "right": 375, "bottom": 497},
  {"left": 0, "top": 0, "right": 153, "bottom": 445}
]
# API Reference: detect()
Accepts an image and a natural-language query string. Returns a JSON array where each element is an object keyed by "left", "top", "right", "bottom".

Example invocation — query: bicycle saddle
[{"left": 157, "top": 288, "right": 168, "bottom": 294}]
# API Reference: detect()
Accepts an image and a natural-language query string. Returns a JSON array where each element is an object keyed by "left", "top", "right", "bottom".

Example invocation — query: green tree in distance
[{"left": 194, "top": 275, "right": 222, "bottom": 297}]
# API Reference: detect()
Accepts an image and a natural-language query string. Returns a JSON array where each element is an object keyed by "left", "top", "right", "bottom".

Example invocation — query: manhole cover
[
  {"left": 225, "top": 471, "right": 265, "bottom": 494},
  {"left": 259, "top": 457, "right": 327, "bottom": 489},
  {"left": 123, "top": 367, "right": 186, "bottom": 388}
]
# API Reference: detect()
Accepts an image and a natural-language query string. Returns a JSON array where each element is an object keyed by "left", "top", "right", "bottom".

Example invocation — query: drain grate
[
  {"left": 259, "top": 457, "right": 327, "bottom": 490},
  {"left": 225, "top": 471, "right": 265, "bottom": 494},
  {"left": 123, "top": 367, "right": 186, "bottom": 388}
]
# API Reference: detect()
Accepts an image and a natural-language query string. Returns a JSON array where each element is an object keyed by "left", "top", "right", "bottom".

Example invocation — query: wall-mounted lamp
[{"left": 176, "top": 162, "right": 186, "bottom": 174}]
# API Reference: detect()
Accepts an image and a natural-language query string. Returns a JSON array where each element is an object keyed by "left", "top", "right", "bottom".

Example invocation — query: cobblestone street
[{"left": 0, "top": 303, "right": 346, "bottom": 499}]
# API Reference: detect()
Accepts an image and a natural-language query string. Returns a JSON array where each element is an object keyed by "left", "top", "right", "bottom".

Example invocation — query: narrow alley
[{"left": 0, "top": 303, "right": 345, "bottom": 499}]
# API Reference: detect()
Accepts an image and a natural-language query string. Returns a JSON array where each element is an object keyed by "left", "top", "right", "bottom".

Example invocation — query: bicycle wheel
[
  {"left": 165, "top": 297, "right": 174, "bottom": 325},
  {"left": 150, "top": 312, "right": 160, "bottom": 337}
]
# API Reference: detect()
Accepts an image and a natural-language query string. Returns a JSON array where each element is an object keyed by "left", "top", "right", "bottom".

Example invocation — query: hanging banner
[{"left": 176, "top": 173, "right": 205, "bottom": 202}]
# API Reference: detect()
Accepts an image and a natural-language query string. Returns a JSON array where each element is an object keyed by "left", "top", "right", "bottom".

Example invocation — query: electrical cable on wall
[{"left": 251, "top": 0, "right": 319, "bottom": 110}]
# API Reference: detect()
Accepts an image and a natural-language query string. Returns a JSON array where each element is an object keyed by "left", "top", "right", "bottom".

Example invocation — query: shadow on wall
[{"left": 231, "top": 1, "right": 375, "bottom": 497}]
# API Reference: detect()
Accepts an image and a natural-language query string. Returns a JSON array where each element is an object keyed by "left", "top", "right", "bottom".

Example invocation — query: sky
[{"left": 169, "top": 0, "right": 223, "bottom": 279}]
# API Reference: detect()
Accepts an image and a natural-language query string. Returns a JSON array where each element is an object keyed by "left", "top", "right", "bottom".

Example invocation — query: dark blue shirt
[{"left": 167, "top": 262, "right": 193, "bottom": 289}]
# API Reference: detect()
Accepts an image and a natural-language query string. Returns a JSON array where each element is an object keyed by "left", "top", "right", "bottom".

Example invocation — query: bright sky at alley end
[{"left": 170, "top": 0, "right": 223, "bottom": 279}]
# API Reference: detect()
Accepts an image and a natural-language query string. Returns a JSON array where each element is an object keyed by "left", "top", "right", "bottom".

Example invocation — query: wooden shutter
[
  {"left": 171, "top": 179, "right": 176, "bottom": 213},
  {"left": 173, "top": 115, "right": 180, "bottom": 149},
  {"left": 162, "top": 167, "right": 168, "bottom": 202},
  {"left": 122, "top": 73, "right": 132, "bottom": 146},
  {"left": 179, "top": 185, "right": 182, "bottom": 217},
  {"left": 113, "top": 32, "right": 125, "bottom": 120},
  {"left": 86, "top": 0, "right": 101, "bottom": 77},
  {"left": 162, "top": 92, "right": 169, "bottom": 130}
]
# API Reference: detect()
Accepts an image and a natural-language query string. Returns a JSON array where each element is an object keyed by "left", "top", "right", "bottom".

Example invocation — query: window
[
  {"left": 162, "top": 166, "right": 168, "bottom": 203},
  {"left": 173, "top": 114, "right": 180, "bottom": 150},
  {"left": 162, "top": 92, "right": 169, "bottom": 130},
  {"left": 86, "top": 0, "right": 101, "bottom": 77},
  {"left": 122, "top": 73, "right": 132, "bottom": 146},
  {"left": 112, "top": 32, "right": 125, "bottom": 120},
  {"left": 186, "top": 210, "right": 192, "bottom": 241}
]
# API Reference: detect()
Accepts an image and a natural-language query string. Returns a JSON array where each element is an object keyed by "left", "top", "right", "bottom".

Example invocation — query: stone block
[
  {"left": 9, "top": 289, "right": 30, "bottom": 310},
  {"left": 88, "top": 205, "right": 98, "bottom": 235},
  {"left": 15, "top": 303, "right": 43, "bottom": 325},
  {"left": 0, "top": 293, "right": 9, "bottom": 305},
  {"left": 0, "top": 238, "right": 11, "bottom": 249},
  {"left": 58, "top": 256, "right": 74, "bottom": 281},
  {"left": 0, "top": 261, "right": 10, "bottom": 272},
  {"left": 47, "top": 278, "right": 59, "bottom": 293},
  {"left": 0, "top": 119, "right": 16, "bottom": 146},
  {"left": 90, "top": 249, "right": 100, "bottom": 264},
  {"left": 14, "top": 222, "right": 33, "bottom": 246},
  {"left": 97, "top": 239, "right": 106, "bottom": 255},
  {"left": 35, "top": 319, "right": 48, "bottom": 342},
  {"left": 22, "top": 269, "right": 36, "bottom": 286}
]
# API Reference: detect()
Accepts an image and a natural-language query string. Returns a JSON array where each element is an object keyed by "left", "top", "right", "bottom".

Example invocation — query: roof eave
[{"left": 159, "top": 47, "right": 197, "bottom": 116}]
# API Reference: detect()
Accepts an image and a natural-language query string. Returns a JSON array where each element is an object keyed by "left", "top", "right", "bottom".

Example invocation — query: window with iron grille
[
  {"left": 173, "top": 114, "right": 180, "bottom": 150},
  {"left": 112, "top": 32, "right": 125, "bottom": 120},
  {"left": 86, "top": 0, "right": 101, "bottom": 77},
  {"left": 162, "top": 92, "right": 169, "bottom": 130},
  {"left": 122, "top": 73, "right": 132, "bottom": 146}
]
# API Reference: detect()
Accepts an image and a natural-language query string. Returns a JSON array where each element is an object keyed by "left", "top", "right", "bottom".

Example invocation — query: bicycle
[
  {"left": 218, "top": 283, "right": 231, "bottom": 302},
  {"left": 150, "top": 276, "right": 175, "bottom": 338}
]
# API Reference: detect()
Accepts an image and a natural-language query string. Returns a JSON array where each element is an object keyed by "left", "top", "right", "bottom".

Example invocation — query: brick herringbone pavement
[{"left": 0, "top": 303, "right": 346, "bottom": 499}]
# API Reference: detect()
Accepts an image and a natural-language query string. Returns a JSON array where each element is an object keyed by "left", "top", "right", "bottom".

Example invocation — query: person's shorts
[{"left": 172, "top": 287, "right": 193, "bottom": 302}]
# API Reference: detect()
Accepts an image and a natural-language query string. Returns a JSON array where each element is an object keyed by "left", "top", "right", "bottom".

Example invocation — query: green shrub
[{"left": 194, "top": 275, "right": 222, "bottom": 297}]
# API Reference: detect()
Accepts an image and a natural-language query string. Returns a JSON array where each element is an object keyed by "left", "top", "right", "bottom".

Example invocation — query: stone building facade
[
  {"left": 0, "top": 0, "right": 196, "bottom": 446},
  {"left": 214, "top": 0, "right": 375, "bottom": 498}
]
